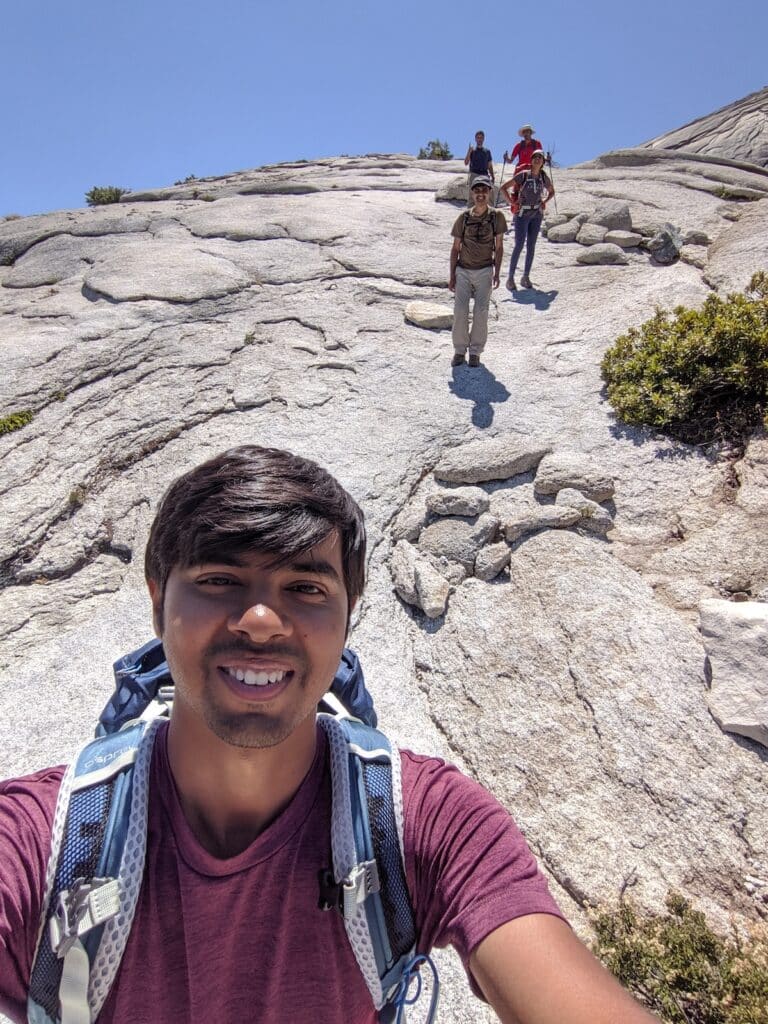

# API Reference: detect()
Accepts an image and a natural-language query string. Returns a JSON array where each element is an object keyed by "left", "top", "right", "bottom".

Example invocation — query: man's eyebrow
[{"left": 287, "top": 559, "right": 342, "bottom": 582}]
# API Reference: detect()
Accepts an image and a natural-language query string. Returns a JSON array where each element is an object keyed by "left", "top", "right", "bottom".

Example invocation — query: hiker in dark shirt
[
  {"left": 465, "top": 130, "right": 495, "bottom": 196},
  {"left": 501, "top": 150, "right": 554, "bottom": 291}
]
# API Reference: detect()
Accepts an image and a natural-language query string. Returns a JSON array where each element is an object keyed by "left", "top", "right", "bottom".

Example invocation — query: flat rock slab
[
  {"left": 434, "top": 437, "right": 551, "bottom": 484},
  {"left": 504, "top": 504, "right": 581, "bottom": 542},
  {"left": 534, "top": 452, "right": 615, "bottom": 502},
  {"left": 84, "top": 242, "right": 252, "bottom": 302},
  {"left": 700, "top": 598, "right": 768, "bottom": 748},
  {"left": 576, "top": 243, "right": 629, "bottom": 266},
  {"left": 604, "top": 230, "right": 643, "bottom": 248},
  {"left": 576, "top": 223, "right": 608, "bottom": 246},
  {"left": 404, "top": 301, "right": 453, "bottom": 330}
]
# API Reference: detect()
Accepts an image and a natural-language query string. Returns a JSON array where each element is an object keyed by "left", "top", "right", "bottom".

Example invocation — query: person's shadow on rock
[
  {"left": 508, "top": 289, "right": 558, "bottom": 311},
  {"left": 449, "top": 364, "right": 510, "bottom": 428}
]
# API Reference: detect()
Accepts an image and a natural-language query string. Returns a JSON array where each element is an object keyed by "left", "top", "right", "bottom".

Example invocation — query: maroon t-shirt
[{"left": 0, "top": 725, "right": 563, "bottom": 1023}]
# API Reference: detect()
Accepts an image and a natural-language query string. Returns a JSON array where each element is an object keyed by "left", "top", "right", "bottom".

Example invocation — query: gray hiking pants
[{"left": 452, "top": 265, "right": 493, "bottom": 355}]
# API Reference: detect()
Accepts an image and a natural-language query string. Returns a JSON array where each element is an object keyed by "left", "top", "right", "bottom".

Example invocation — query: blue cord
[{"left": 392, "top": 954, "right": 440, "bottom": 1023}]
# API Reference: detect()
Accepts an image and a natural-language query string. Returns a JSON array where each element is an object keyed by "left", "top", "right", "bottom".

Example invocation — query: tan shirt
[{"left": 451, "top": 208, "right": 507, "bottom": 269}]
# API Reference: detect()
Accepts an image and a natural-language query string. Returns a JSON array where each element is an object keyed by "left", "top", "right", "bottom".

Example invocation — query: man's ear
[{"left": 147, "top": 578, "right": 164, "bottom": 637}]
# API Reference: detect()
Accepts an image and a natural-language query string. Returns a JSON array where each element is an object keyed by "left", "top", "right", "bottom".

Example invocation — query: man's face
[
  {"left": 472, "top": 185, "right": 490, "bottom": 209},
  {"left": 149, "top": 532, "right": 349, "bottom": 749},
  {"left": 522, "top": 129, "right": 532, "bottom": 141},
  {"left": 475, "top": 133, "right": 484, "bottom": 146}
]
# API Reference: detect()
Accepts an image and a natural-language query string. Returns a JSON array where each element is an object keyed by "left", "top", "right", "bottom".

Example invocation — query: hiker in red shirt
[{"left": 504, "top": 124, "right": 544, "bottom": 173}]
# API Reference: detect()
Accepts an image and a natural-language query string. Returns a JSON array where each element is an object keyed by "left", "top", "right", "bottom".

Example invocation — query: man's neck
[
  {"left": 166, "top": 705, "right": 318, "bottom": 858},
  {"left": 472, "top": 202, "right": 490, "bottom": 216}
]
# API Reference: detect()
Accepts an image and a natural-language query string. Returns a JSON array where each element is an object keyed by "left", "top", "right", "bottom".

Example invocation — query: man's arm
[
  {"left": 470, "top": 914, "right": 658, "bottom": 1024},
  {"left": 449, "top": 237, "right": 461, "bottom": 291},
  {"left": 464, "top": 145, "right": 473, "bottom": 166}
]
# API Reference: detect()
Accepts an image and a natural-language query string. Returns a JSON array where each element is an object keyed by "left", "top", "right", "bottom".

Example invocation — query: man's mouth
[{"left": 222, "top": 666, "right": 288, "bottom": 687}]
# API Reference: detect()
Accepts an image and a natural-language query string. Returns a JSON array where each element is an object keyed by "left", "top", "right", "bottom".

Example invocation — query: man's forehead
[{"left": 188, "top": 531, "right": 343, "bottom": 575}]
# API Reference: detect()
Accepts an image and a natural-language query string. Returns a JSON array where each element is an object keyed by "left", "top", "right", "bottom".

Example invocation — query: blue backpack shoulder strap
[
  {"left": 28, "top": 719, "right": 163, "bottom": 1024},
  {"left": 317, "top": 716, "right": 439, "bottom": 1023}
]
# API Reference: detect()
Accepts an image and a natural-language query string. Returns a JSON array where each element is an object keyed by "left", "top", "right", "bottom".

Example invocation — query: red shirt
[
  {"left": 0, "top": 724, "right": 563, "bottom": 1023},
  {"left": 510, "top": 139, "right": 543, "bottom": 170}
]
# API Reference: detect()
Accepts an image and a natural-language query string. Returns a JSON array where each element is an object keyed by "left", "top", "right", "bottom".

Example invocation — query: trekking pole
[
  {"left": 495, "top": 156, "right": 507, "bottom": 208},
  {"left": 546, "top": 143, "right": 558, "bottom": 214}
]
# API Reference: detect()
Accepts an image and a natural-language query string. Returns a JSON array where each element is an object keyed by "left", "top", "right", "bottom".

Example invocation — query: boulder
[
  {"left": 434, "top": 437, "right": 550, "bottom": 485},
  {"left": 474, "top": 541, "right": 511, "bottom": 581},
  {"left": 391, "top": 499, "right": 429, "bottom": 542},
  {"left": 426, "top": 486, "right": 490, "bottom": 517},
  {"left": 435, "top": 177, "right": 469, "bottom": 202},
  {"left": 413, "top": 559, "right": 451, "bottom": 619},
  {"left": 543, "top": 213, "right": 569, "bottom": 229},
  {"left": 404, "top": 302, "right": 453, "bottom": 331},
  {"left": 418, "top": 514, "right": 499, "bottom": 572},
  {"left": 556, "top": 488, "right": 613, "bottom": 535},
  {"left": 681, "top": 245, "right": 707, "bottom": 269},
  {"left": 534, "top": 453, "right": 615, "bottom": 502},
  {"left": 647, "top": 224, "right": 683, "bottom": 265},
  {"left": 700, "top": 599, "right": 768, "bottom": 749},
  {"left": 604, "top": 230, "right": 643, "bottom": 249},
  {"left": 576, "top": 223, "right": 608, "bottom": 246},
  {"left": 546, "top": 218, "right": 583, "bottom": 243},
  {"left": 575, "top": 244, "right": 629, "bottom": 266},
  {"left": 587, "top": 201, "right": 632, "bottom": 231}
]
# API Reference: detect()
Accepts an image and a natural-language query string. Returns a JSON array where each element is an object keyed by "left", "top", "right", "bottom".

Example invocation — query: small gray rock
[
  {"left": 700, "top": 599, "right": 768, "bottom": 749},
  {"left": 576, "top": 244, "right": 629, "bottom": 266},
  {"left": 588, "top": 201, "right": 632, "bottom": 231},
  {"left": 682, "top": 229, "right": 712, "bottom": 246},
  {"left": 390, "top": 540, "right": 420, "bottom": 604},
  {"left": 647, "top": 224, "right": 683, "bottom": 265},
  {"left": 434, "top": 436, "right": 550, "bottom": 485},
  {"left": 504, "top": 505, "right": 581, "bottom": 543},
  {"left": 556, "top": 488, "right": 613, "bottom": 535},
  {"left": 680, "top": 245, "right": 707, "bottom": 270},
  {"left": 474, "top": 541, "right": 511, "bottom": 581},
  {"left": 418, "top": 513, "right": 499, "bottom": 572},
  {"left": 576, "top": 223, "right": 608, "bottom": 246},
  {"left": 534, "top": 452, "right": 615, "bottom": 502},
  {"left": 543, "top": 213, "right": 569, "bottom": 229},
  {"left": 404, "top": 301, "right": 453, "bottom": 331},
  {"left": 391, "top": 499, "right": 429, "bottom": 542},
  {"left": 414, "top": 560, "right": 451, "bottom": 618},
  {"left": 604, "top": 230, "right": 643, "bottom": 249},
  {"left": 426, "top": 486, "right": 490, "bottom": 517}
]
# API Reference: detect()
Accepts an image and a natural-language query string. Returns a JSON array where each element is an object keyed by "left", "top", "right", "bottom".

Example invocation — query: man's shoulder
[
  {"left": 451, "top": 210, "right": 469, "bottom": 235},
  {"left": 1, "top": 765, "right": 65, "bottom": 834}
]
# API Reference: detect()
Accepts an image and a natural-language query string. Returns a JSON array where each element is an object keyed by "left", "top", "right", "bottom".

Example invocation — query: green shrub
[
  {"left": 0, "top": 409, "right": 34, "bottom": 436},
  {"left": 601, "top": 273, "right": 768, "bottom": 445},
  {"left": 417, "top": 139, "right": 453, "bottom": 160},
  {"left": 592, "top": 893, "right": 768, "bottom": 1023},
  {"left": 85, "top": 185, "right": 128, "bottom": 206}
]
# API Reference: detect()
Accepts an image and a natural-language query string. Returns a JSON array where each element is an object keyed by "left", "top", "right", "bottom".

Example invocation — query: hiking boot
[
  {"left": 506, "top": 277, "right": 517, "bottom": 292},
  {"left": 451, "top": 352, "right": 466, "bottom": 367},
  {"left": 468, "top": 354, "right": 481, "bottom": 367},
  {"left": 521, "top": 275, "right": 533, "bottom": 288}
]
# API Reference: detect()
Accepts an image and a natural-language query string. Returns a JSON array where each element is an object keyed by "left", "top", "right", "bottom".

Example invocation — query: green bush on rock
[
  {"left": 417, "top": 139, "right": 453, "bottom": 160},
  {"left": 601, "top": 273, "right": 768, "bottom": 445},
  {"left": 85, "top": 185, "right": 128, "bottom": 206},
  {"left": 0, "top": 409, "right": 34, "bottom": 436},
  {"left": 592, "top": 893, "right": 768, "bottom": 1023}
]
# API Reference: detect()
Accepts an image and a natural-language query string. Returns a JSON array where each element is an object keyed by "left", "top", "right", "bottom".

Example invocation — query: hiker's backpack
[
  {"left": 27, "top": 641, "right": 439, "bottom": 1024},
  {"left": 514, "top": 170, "right": 550, "bottom": 211},
  {"left": 468, "top": 147, "right": 492, "bottom": 175}
]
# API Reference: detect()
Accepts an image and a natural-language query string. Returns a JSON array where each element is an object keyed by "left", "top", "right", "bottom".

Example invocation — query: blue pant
[{"left": 508, "top": 209, "right": 543, "bottom": 280}]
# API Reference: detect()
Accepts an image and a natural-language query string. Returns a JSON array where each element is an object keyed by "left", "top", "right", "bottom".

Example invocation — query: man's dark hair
[{"left": 144, "top": 446, "right": 366, "bottom": 615}]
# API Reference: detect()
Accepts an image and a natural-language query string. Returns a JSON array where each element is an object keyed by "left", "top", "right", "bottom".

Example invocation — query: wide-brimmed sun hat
[{"left": 518, "top": 124, "right": 535, "bottom": 135}]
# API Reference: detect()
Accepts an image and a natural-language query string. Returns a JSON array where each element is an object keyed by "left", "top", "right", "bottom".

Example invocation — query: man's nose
[{"left": 229, "top": 600, "right": 291, "bottom": 641}]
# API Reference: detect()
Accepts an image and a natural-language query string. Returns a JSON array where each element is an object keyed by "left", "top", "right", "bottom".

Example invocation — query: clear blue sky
[{"left": 3, "top": 0, "right": 766, "bottom": 217}]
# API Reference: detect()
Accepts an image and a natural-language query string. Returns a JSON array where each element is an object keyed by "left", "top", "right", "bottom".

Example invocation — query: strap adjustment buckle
[
  {"left": 49, "top": 877, "right": 121, "bottom": 958},
  {"left": 342, "top": 859, "right": 380, "bottom": 919}
]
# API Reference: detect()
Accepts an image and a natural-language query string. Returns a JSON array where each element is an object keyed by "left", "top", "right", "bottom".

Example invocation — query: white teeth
[{"left": 226, "top": 667, "right": 285, "bottom": 687}]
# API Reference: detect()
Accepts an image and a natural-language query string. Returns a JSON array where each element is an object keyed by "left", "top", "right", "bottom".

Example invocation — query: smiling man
[{"left": 0, "top": 446, "right": 656, "bottom": 1024}]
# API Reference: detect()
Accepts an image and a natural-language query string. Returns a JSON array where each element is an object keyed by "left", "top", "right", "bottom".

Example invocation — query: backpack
[
  {"left": 468, "top": 147, "right": 491, "bottom": 174},
  {"left": 27, "top": 641, "right": 439, "bottom": 1024},
  {"left": 514, "top": 170, "right": 550, "bottom": 211}
]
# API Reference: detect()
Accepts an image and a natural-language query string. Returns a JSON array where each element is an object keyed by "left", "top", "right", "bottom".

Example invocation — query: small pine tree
[
  {"left": 85, "top": 186, "right": 129, "bottom": 206},
  {"left": 417, "top": 139, "right": 453, "bottom": 161}
]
